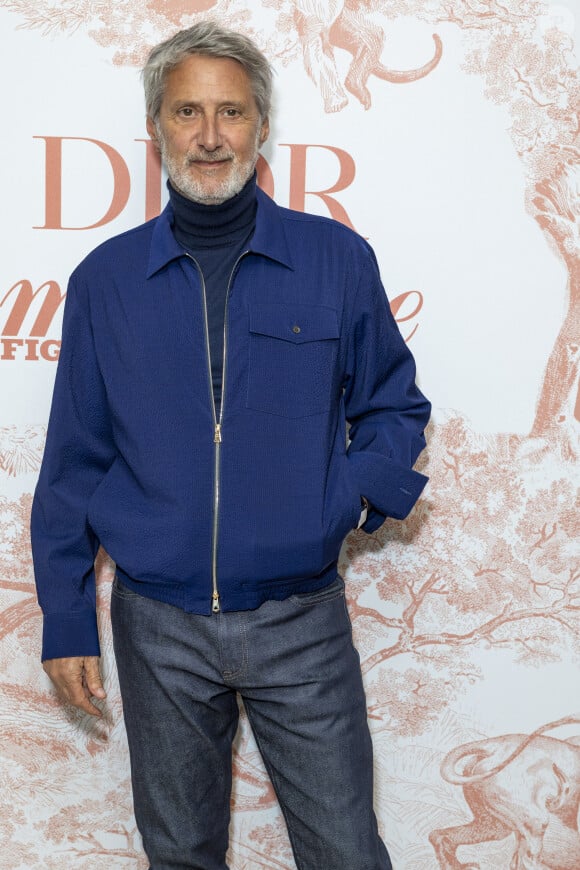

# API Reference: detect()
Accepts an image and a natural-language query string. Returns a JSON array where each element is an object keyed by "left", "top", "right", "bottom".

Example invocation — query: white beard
[{"left": 157, "top": 126, "right": 262, "bottom": 205}]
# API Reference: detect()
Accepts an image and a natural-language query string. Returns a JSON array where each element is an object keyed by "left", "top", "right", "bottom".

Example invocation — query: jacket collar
[{"left": 147, "top": 186, "right": 294, "bottom": 278}]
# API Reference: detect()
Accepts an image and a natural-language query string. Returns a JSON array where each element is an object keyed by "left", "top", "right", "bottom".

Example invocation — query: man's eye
[
  {"left": 179, "top": 107, "right": 195, "bottom": 117},
  {"left": 223, "top": 108, "right": 240, "bottom": 117}
]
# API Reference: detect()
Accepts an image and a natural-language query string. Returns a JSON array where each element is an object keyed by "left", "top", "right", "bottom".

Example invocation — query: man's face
[{"left": 147, "top": 54, "right": 269, "bottom": 205}]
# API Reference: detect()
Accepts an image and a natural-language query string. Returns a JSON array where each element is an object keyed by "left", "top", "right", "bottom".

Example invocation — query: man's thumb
[{"left": 84, "top": 657, "right": 106, "bottom": 698}]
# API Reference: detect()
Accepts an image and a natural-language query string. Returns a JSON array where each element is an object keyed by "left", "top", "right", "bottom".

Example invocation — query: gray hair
[{"left": 142, "top": 21, "right": 273, "bottom": 122}]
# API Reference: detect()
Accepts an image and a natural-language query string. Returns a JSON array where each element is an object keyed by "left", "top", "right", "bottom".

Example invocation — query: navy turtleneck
[{"left": 168, "top": 173, "right": 258, "bottom": 415}]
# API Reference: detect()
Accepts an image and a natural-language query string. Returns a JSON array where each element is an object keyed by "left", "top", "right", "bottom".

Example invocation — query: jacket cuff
[
  {"left": 41, "top": 610, "right": 101, "bottom": 662},
  {"left": 348, "top": 451, "right": 428, "bottom": 521},
  {"left": 359, "top": 506, "right": 386, "bottom": 534}
]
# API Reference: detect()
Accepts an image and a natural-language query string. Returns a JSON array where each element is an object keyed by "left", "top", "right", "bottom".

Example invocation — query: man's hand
[{"left": 43, "top": 656, "right": 106, "bottom": 717}]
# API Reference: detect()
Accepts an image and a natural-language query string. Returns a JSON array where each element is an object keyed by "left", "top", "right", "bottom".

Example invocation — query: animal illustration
[
  {"left": 145, "top": 0, "right": 442, "bottom": 113},
  {"left": 430, "top": 717, "right": 580, "bottom": 870},
  {"left": 293, "top": 0, "right": 442, "bottom": 112}
]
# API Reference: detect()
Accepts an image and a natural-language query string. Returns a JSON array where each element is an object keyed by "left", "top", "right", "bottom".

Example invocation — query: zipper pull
[
  {"left": 214, "top": 423, "right": 222, "bottom": 443},
  {"left": 212, "top": 591, "right": 220, "bottom": 613}
]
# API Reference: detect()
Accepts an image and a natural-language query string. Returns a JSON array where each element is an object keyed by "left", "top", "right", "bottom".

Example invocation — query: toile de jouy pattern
[{"left": 0, "top": 1, "right": 578, "bottom": 868}]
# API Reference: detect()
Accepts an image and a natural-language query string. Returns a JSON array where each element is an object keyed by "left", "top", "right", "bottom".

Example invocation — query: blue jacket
[{"left": 31, "top": 188, "right": 431, "bottom": 661}]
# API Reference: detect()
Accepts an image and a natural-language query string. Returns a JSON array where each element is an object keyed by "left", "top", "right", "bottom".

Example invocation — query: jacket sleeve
[
  {"left": 31, "top": 272, "right": 116, "bottom": 661},
  {"left": 343, "top": 244, "right": 431, "bottom": 532}
]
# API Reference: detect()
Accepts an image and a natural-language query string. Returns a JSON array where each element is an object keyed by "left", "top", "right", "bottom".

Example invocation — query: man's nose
[{"left": 198, "top": 115, "right": 221, "bottom": 151}]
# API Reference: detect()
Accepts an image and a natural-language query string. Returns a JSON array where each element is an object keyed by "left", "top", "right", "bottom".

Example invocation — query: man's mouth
[{"left": 189, "top": 156, "right": 232, "bottom": 168}]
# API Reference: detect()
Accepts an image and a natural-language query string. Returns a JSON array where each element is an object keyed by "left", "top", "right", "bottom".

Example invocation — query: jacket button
[{"left": 292, "top": 325, "right": 301, "bottom": 334}]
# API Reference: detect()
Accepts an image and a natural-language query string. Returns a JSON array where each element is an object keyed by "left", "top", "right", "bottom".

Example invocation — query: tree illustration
[
  {"left": 233, "top": 822, "right": 295, "bottom": 869},
  {"left": 533, "top": 158, "right": 580, "bottom": 450},
  {"left": 0, "top": 492, "right": 39, "bottom": 645},
  {"left": 416, "top": 0, "right": 580, "bottom": 454},
  {"left": 0, "top": 426, "right": 45, "bottom": 477},
  {"left": 340, "top": 415, "right": 580, "bottom": 737},
  {"left": 36, "top": 784, "right": 146, "bottom": 869}
]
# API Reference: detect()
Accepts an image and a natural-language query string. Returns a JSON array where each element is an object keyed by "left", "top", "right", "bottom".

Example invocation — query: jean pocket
[
  {"left": 246, "top": 303, "right": 339, "bottom": 418},
  {"left": 289, "top": 576, "right": 345, "bottom": 607},
  {"left": 111, "top": 575, "right": 142, "bottom": 600}
]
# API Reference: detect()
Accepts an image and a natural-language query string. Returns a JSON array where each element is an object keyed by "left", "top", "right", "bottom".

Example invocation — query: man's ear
[
  {"left": 146, "top": 116, "right": 160, "bottom": 149},
  {"left": 259, "top": 116, "right": 270, "bottom": 147}
]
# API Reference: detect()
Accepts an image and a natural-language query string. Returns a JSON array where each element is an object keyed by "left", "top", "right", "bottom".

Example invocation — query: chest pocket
[{"left": 246, "top": 303, "right": 340, "bottom": 418}]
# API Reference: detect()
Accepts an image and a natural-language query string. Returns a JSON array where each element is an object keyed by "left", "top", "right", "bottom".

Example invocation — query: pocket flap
[{"left": 249, "top": 303, "right": 339, "bottom": 344}]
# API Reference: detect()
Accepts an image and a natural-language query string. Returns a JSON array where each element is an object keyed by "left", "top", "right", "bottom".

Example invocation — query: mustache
[{"left": 186, "top": 151, "right": 234, "bottom": 164}]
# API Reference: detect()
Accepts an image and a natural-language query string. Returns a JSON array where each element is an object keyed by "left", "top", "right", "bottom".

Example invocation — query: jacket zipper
[{"left": 187, "top": 252, "right": 248, "bottom": 614}]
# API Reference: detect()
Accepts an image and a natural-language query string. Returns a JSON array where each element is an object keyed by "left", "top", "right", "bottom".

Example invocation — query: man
[{"left": 32, "top": 21, "right": 430, "bottom": 870}]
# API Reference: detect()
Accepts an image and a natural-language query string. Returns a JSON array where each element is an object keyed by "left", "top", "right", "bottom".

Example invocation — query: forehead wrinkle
[{"left": 161, "top": 56, "right": 257, "bottom": 113}]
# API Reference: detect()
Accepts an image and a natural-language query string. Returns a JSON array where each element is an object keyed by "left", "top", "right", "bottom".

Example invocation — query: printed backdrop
[{"left": 0, "top": 1, "right": 578, "bottom": 868}]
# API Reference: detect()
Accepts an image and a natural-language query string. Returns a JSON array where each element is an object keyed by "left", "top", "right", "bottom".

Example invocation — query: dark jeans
[{"left": 111, "top": 575, "right": 392, "bottom": 870}]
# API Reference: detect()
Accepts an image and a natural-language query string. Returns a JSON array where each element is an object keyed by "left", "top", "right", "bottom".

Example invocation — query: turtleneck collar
[{"left": 168, "top": 172, "right": 258, "bottom": 250}]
